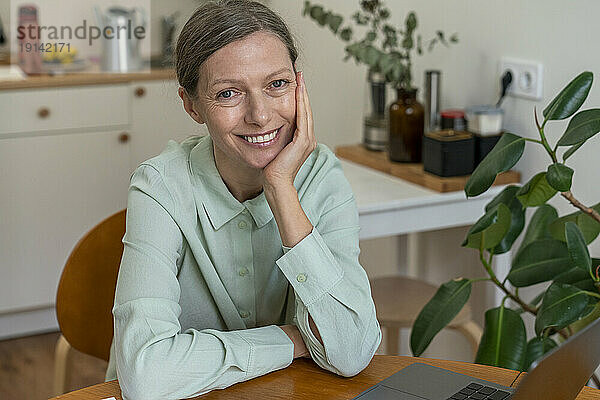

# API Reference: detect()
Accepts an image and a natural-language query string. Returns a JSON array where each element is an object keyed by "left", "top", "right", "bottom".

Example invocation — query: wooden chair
[
  {"left": 370, "top": 276, "right": 483, "bottom": 358},
  {"left": 53, "top": 209, "right": 126, "bottom": 396}
]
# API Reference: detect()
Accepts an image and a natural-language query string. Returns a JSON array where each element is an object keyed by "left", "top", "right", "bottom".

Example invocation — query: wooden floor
[{"left": 0, "top": 331, "right": 107, "bottom": 400}]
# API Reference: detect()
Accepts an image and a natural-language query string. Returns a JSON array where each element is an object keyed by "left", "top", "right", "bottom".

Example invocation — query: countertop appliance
[{"left": 94, "top": 6, "right": 147, "bottom": 72}]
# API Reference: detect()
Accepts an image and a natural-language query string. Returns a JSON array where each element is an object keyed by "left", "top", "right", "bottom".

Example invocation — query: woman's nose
[{"left": 244, "top": 92, "right": 271, "bottom": 127}]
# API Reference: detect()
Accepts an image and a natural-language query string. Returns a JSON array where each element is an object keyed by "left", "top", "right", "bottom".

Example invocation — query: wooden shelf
[
  {"left": 0, "top": 61, "right": 176, "bottom": 91},
  {"left": 335, "top": 144, "right": 521, "bottom": 193}
]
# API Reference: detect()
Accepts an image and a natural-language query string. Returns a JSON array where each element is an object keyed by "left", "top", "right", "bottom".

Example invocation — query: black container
[
  {"left": 474, "top": 133, "right": 502, "bottom": 167},
  {"left": 423, "top": 130, "right": 475, "bottom": 177}
]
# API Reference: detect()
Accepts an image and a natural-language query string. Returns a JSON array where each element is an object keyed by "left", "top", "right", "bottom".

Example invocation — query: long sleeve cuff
[
  {"left": 276, "top": 228, "right": 344, "bottom": 306},
  {"left": 231, "top": 324, "right": 294, "bottom": 377}
]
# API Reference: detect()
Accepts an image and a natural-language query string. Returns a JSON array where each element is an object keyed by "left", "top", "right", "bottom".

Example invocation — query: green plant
[
  {"left": 411, "top": 71, "right": 600, "bottom": 384},
  {"left": 302, "top": 0, "right": 457, "bottom": 90}
]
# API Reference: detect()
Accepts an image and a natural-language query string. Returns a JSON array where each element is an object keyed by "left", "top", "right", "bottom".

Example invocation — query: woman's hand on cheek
[{"left": 262, "top": 70, "right": 316, "bottom": 191}]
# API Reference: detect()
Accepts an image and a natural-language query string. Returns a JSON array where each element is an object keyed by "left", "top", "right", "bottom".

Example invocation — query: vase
[
  {"left": 389, "top": 88, "right": 425, "bottom": 163},
  {"left": 363, "top": 70, "right": 388, "bottom": 151}
]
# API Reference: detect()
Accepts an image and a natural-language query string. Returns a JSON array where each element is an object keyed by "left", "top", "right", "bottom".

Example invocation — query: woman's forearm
[
  {"left": 265, "top": 182, "right": 324, "bottom": 346},
  {"left": 264, "top": 182, "right": 313, "bottom": 248}
]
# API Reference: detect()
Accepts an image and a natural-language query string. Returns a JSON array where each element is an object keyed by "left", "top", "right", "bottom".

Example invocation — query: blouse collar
[{"left": 188, "top": 135, "right": 274, "bottom": 230}]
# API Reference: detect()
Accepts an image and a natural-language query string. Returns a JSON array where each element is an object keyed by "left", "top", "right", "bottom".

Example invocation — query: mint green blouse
[{"left": 105, "top": 135, "right": 381, "bottom": 400}]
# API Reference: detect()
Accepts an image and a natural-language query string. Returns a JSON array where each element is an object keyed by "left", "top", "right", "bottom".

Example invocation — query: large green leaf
[
  {"left": 484, "top": 186, "right": 525, "bottom": 254},
  {"left": 410, "top": 278, "right": 472, "bottom": 356},
  {"left": 565, "top": 222, "right": 592, "bottom": 273},
  {"left": 508, "top": 239, "right": 573, "bottom": 287},
  {"left": 560, "top": 258, "right": 600, "bottom": 291},
  {"left": 535, "top": 282, "right": 591, "bottom": 336},
  {"left": 516, "top": 173, "right": 557, "bottom": 208},
  {"left": 546, "top": 163, "right": 573, "bottom": 192},
  {"left": 518, "top": 205, "right": 558, "bottom": 252},
  {"left": 543, "top": 71, "right": 593, "bottom": 121},
  {"left": 557, "top": 109, "right": 600, "bottom": 146},
  {"left": 475, "top": 306, "right": 527, "bottom": 370},
  {"left": 465, "top": 133, "right": 525, "bottom": 197},
  {"left": 523, "top": 337, "right": 558, "bottom": 371},
  {"left": 568, "top": 301, "right": 600, "bottom": 336},
  {"left": 554, "top": 266, "right": 595, "bottom": 289},
  {"left": 563, "top": 141, "right": 585, "bottom": 161},
  {"left": 462, "top": 204, "right": 512, "bottom": 250},
  {"left": 549, "top": 203, "right": 600, "bottom": 244},
  {"left": 516, "top": 205, "right": 558, "bottom": 256}
]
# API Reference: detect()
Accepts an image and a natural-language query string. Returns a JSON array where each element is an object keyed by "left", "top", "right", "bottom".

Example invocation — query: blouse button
[
  {"left": 296, "top": 273, "right": 307, "bottom": 283},
  {"left": 238, "top": 220, "right": 247, "bottom": 229},
  {"left": 238, "top": 267, "right": 249, "bottom": 277},
  {"left": 239, "top": 310, "right": 250, "bottom": 318}
]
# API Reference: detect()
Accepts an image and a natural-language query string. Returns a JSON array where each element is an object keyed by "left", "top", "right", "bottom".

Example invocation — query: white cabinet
[
  {"left": 0, "top": 130, "right": 130, "bottom": 313},
  {"left": 0, "top": 79, "right": 201, "bottom": 338}
]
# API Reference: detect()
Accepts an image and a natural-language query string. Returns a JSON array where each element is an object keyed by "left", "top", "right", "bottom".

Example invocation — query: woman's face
[{"left": 193, "top": 31, "right": 297, "bottom": 171}]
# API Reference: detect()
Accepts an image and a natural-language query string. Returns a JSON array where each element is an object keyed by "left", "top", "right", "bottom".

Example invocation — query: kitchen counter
[{"left": 0, "top": 60, "right": 176, "bottom": 90}]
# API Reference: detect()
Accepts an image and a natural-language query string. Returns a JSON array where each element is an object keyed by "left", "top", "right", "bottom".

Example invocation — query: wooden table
[
  {"left": 49, "top": 355, "right": 600, "bottom": 399},
  {"left": 335, "top": 144, "right": 520, "bottom": 193}
]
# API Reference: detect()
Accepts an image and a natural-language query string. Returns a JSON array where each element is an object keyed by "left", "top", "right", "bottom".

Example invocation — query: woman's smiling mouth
[{"left": 239, "top": 127, "right": 281, "bottom": 147}]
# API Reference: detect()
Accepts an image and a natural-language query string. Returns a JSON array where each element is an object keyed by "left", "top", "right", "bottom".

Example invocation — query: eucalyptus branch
[
  {"left": 479, "top": 250, "right": 538, "bottom": 315},
  {"left": 560, "top": 191, "right": 600, "bottom": 224}
]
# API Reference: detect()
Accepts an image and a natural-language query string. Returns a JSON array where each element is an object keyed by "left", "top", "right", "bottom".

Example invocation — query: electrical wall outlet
[{"left": 499, "top": 58, "right": 544, "bottom": 101}]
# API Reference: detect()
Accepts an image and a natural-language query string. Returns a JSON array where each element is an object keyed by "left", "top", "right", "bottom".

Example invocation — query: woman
[{"left": 105, "top": 1, "right": 381, "bottom": 398}]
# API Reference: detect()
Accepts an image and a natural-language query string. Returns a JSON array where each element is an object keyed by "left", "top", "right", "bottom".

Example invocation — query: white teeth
[{"left": 243, "top": 129, "right": 278, "bottom": 143}]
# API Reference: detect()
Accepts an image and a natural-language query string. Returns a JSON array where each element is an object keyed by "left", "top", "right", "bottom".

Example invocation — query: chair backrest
[{"left": 55, "top": 209, "right": 126, "bottom": 362}]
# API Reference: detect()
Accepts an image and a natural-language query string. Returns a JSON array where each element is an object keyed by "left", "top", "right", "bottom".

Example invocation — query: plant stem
[
  {"left": 582, "top": 290, "right": 600, "bottom": 299},
  {"left": 538, "top": 126, "right": 558, "bottom": 163},
  {"left": 479, "top": 250, "right": 538, "bottom": 315},
  {"left": 523, "top": 137, "right": 542, "bottom": 144},
  {"left": 560, "top": 191, "right": 600, "bottom": 224},
  {"left": 470, "top": 277, "right": 493, "bottom": 283}
]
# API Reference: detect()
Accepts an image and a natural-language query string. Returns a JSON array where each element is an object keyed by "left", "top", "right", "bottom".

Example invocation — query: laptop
[{"left": 352, "top": 315, "right": 600, "bottom": 399}]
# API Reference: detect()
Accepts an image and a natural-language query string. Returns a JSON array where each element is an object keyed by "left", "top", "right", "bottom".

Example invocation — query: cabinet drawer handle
[
  {"left": 119, "top": 132, "right": 130, "bottom": 143},
  {"left": 134, "top": 87, "right": 146, "bottom": 97},
  {"left": 37, "top": 107, "right": 50, "bottom": 118}
]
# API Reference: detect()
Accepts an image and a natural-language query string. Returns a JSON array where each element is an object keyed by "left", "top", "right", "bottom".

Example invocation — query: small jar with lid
[{"left": 440, "top": 109, "right": 466, "bottom": 132}]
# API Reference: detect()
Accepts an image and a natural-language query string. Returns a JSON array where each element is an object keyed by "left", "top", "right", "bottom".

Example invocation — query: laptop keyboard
[{"left": 447, "top": 382, "right": 512, "bottom": 400}]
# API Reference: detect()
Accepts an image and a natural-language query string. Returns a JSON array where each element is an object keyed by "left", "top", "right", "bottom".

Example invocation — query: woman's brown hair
[{"left": 175, "top": 0, "right": 299, "bottom": 100}]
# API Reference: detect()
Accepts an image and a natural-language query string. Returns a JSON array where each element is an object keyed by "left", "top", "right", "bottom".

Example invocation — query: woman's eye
[
  {"left": 217, "top": 90, "right": 236, "bottom": 100},
  {"left": 271, "top": 79, "right": 290, "bottom": 89}
]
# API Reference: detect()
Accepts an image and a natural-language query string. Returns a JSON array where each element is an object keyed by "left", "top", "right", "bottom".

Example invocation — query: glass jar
[
  {"left": 389, "top": 88, "right": 425, "bottom": 162},
  {"left": 363, "top": 70, "right": 388, "bottom": 151}
]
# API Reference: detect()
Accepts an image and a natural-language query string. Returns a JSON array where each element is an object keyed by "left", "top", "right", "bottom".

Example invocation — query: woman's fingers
[
  {"left": 295, "top": 71, "right": 305, "bottom": 141},
  {"left": 301, "top": 72, "right": 317, "bottom": 151}
]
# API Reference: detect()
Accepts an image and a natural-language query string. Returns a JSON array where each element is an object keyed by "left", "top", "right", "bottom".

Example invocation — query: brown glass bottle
[{"left": 389, "top": 88, "right": 425, "bottom": 162}]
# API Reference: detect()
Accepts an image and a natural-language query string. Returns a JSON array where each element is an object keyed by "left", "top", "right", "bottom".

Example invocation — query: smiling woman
[{"left": 104, "top": 1, "right": 382, "bottom": 399}]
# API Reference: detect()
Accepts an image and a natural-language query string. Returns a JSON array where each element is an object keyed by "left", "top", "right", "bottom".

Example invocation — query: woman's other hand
[
  {"left": 262, "top": 70, "right": 316, "bottom": 191},
  {"left": 280, "top": 324, "right": 310, "bottom": 359}
]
